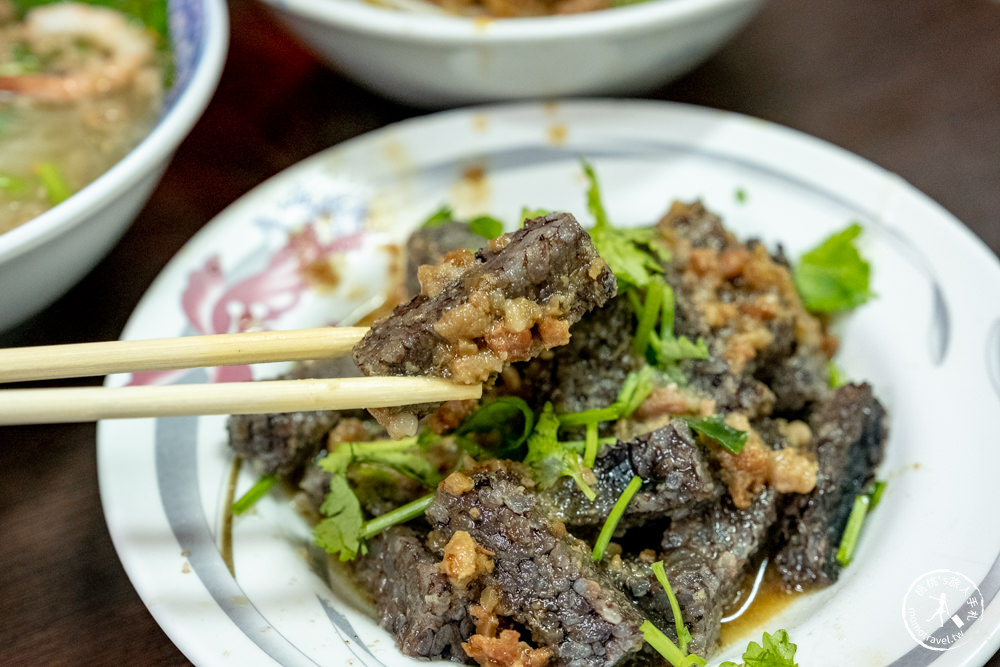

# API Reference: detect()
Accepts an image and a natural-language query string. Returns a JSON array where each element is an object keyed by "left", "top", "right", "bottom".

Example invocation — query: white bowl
[
  {"left": 0, "top": 0, "right": 229, "bottom": 332},
  {"left": 259, "top": 0, "right": 764, "bottom": 107}
]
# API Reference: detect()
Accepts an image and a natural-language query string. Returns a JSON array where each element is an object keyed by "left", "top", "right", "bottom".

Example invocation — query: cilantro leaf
[
  {"left": 592, "top": 228, "right": 665, "bottom": 288},
  {"left": 617, "top": 365, "right": 659, "bottom": 418},
  {"left": 595, "top": 231, "right": 666, "bottom": 287},
  {"left": 794, "top": 223, "right": 873, "bottom": 312},
  {"left": 827, "top": 360, "right": 847, "bottom": 388},
  {"left": 319, "top": 436, "right": 441, "bottom": 486},
  {"left": 582, "top": 161, "right": 666, "bottom": 288},
  {"left": 315, "top": 481, "right": 435, "bottom": 561},
  {"left": 468, "top": 215, "right": 505, "bottom": 240},
  {"left": 313, "top": 436, "right": 443, "bottom": 560},
  {"left": 420, "top": 206, "right": 504, "bottom": 239},
  {"left": 519, "top": 207, "right": 550, "bottom": 227},
  {"left": 314, "top": 473, "right": 366, "bottom": 561},
  {"left": 420, "top": 204, "right": 454, "bottom": 228},
  {"left": 620, "top": 226, "right": 672, "bottom": 263},
  {"left": 523, "top": 402, "right": 564, "bottom": 487},
  {"left": 679, "top": 415, "right": 748, "bottom": 454},
  {"left": 455, "top": 396, "right": 535, "bottom": 457},
  {"left": 720, "top": 629, "right": 798, "bottom": 667},
  {"left": 524, "top": 403, "right": 595, "bottom": 499},
  {"left": 744, "top": 630, "right": 798, "bottom": 667},
  {"left": 658, "top": 335, "right": 710, "bottom": 364}
]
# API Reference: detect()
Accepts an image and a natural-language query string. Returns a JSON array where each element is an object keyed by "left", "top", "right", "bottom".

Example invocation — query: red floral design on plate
[{"left": 129, "top": 224, "right": 365, "bottom": 386}]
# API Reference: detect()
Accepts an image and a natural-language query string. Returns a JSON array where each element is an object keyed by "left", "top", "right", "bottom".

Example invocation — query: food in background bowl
[
  {"left": 429, "top": 0, "right": 642, "bottom": 17},
  {"left": 0, "top": 1, "right": 170, "bottom": 233},
  {"left": 0, "top": 0, "right": 227, "bottom": 331}
]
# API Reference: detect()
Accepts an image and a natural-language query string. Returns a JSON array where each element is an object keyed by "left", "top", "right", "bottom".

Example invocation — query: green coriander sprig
[{"left": 592, "top": 475, "right": 641, "bottom": 561}]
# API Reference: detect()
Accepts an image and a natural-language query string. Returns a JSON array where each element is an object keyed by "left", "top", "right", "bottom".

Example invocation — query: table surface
[{"left": 2, "top": 0, "right": 998, "bottom": 664}]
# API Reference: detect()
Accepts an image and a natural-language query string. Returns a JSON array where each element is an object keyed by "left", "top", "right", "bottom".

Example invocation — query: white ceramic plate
[{"left": 98, "top": 100, "right": 1000, "bottom": 667}]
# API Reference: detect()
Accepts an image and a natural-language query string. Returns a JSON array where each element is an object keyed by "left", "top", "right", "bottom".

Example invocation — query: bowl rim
[
  {"left": 0, "top": 0, "right": 231, "bottom": 265},
  {"left": 258, "top": 0, "right": 761, "bottom": 43}
]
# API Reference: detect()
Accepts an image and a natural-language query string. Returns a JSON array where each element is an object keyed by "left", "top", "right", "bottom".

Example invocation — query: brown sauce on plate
[{"left": 719, "top": 563, "right": 798, "bottom": 648}]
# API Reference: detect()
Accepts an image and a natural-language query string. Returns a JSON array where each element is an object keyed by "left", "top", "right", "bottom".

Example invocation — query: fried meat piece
[
  {"left": 610, "top": 487, "right": 779, "bottom": 657},
  {"left": 772, "top": 383, "right": 887, "bottom": 590},
  {"left": 425, "top": 462, "right": 648, "bottom": 667},
  {"left": 405, "top": 220, "right": 486, "bottom": 298},
  {"left": 354, "top": 212, "right": 617, "bottom": 438},
  {"left": 542, "top": 421, "right": 717, "bottom": 530},
  {"left": 660, "top": 201, "right": 833, "bottom": 419},
  {"left": 353, "top": 526, "right": 476, "bottom": 660}
]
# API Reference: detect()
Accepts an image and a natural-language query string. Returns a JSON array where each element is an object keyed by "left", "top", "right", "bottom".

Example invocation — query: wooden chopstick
[
  {"left": 0, "top": 377, "right": 482, "bottom": 425},
  {"left": 0, "top": 327, "right": 369, "bottom": 384},
  {"left": 0, "top": 327, "right": 483, "bottom": 425}
]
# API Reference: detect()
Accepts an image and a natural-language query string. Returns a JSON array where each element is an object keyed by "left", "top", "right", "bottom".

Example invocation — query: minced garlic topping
[
  {"left": 432, "top": 283, "right": 572, "bottom": 384},
  {"left": 439, "top": 530, "right": 494, "bottom": 587},
  {"left": 463, "top": 587, "right": 552, "bottom": 667},
  {"left": 712, "top": 413, "right": 818, "bottom": 508}
]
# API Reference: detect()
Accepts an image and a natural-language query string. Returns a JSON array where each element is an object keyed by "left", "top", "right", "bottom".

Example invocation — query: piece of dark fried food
[
  {"left": 542, "top": 420, "right": 717, "bottom": 530},
  {"left": 425, "top": 461, "right": 648, "bottom": 667},
  {"left": 659, "top": 201, "right": 833, "bottom": 420},
  {"left": 772, "top": 382, "right": 887, "bottom": 590},
  {"left": 353, "top": 526, "right": 477, "bottom": 661},
  {"left": 354, "top": 212, "right": 617, "bottom": 438},
  {"left": 404, "top": 220, "right": 486, "bottom": 298},
  {"left": 607, "top": 487, "right": 779, "bottom": 658}
]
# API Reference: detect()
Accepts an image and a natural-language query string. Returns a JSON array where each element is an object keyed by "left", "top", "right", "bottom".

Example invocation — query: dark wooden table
[{"left": 2, "top": 0, "right": 998, "bottom": 664}]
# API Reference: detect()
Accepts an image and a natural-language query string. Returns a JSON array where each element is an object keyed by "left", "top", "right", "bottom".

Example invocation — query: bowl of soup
[
  {"left": 257, "top": 0, "right": 764, "bottom": 107},
  {"left": 0, "top": 0, "right": 228, "bottom": 331}
]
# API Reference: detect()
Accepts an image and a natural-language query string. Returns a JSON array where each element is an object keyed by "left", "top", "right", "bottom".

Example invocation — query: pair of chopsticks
[{"left": 0, "top": 327, "right": 481, "bottom": 425}]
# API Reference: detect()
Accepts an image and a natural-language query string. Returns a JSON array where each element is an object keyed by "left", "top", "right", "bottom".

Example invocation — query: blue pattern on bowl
[{"left": 166, "top": 0, "right": 207, "bottom": 109}]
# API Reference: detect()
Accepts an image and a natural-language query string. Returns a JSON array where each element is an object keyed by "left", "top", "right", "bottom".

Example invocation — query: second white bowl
[{"left": 259, "top": 0, "right": 764, "bottom": 107}]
